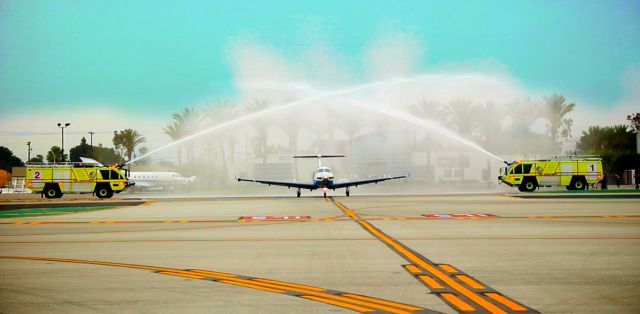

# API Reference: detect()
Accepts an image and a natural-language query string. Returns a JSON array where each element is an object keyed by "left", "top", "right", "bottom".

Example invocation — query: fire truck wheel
[
  {"left": 95, "top": 185, "right": 114, "bottom": 199},
  {"left": 43, "top": 184, "right": 61, "bottom": 199},
  {"left": 569, "top": 177, "right": 587, "bottom": 190},
  {"left": 519, "top": 179, "right": 537, "bottom": 192}
]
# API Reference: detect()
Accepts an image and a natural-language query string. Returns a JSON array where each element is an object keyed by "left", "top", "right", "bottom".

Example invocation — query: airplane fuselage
[{"left": 312, "top": 167, "right": 334, "bottom": 189}]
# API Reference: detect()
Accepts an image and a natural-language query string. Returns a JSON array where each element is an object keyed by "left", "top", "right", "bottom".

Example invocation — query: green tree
[
  {"left": 542, "top": 94, "right": 575, "bottom": 152},
  {"left": 28, "top": 155, "right": 44, "bottom": 163},
  {"left": 0, "top": 146, "right": 25, "bottom": 172},
  {"left": 577, "top": 125, "right": 636, "bottom": 154},
  {"left": 46, "top": 146, "right": 67, "bottom": 163},
  {"left": 92, "top": 144, "right": 124, "bottom": 165},
  {"left": 577, "top": 124, "right": 639, "bottom": 175},
  {"left": 113, "top": 129, "right": 146, "bottom": 162},
  {"left": 69, "top": 137, "right": 92, "bottom": 162}
]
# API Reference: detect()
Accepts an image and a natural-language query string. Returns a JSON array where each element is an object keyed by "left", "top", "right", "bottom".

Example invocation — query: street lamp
[
  {"left": 57, "top": 122, "right": 71, "bottom": 162},
  {"left": 88, "top": 131, "right": 95, "bottom": 148},
  {"left": 26, "top": 141, "right": 32, "bottom": 161}
]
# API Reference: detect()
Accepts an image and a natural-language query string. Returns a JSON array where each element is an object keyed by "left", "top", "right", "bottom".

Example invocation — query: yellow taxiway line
[
  {"left": 0, "top": 255, "right": 436, "bottom": 314},
  {"left": 331, "top": 198, "right": 539, "bottom": 314}
]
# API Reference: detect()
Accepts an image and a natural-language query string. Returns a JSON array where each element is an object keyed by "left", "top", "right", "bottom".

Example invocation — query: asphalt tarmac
[{"left": 1, "top": 194, "right": 639, "bottom": 313}]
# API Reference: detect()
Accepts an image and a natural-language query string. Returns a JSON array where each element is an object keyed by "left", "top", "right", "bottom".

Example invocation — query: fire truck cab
[
  {"left": 26, "top": 161, "right": 131, "bottom": 199},
  {"left": 499, "top": 156, "right": 603, "bottom": 192}
]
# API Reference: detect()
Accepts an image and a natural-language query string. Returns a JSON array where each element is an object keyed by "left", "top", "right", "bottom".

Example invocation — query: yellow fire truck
[
  {"left": 498, "top": 157, "right": 603, "bottom": 192},
  {"left": 25, "top": 161, "right": 131, "bottom": 199}
]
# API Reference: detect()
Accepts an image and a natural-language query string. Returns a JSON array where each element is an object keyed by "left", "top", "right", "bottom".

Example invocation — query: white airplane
[
  {"left": 128, "top": 172, "right": 196, "bottom": 191},
  {"left": 236, "top": 155, "right": 409, "bottom": 197}
]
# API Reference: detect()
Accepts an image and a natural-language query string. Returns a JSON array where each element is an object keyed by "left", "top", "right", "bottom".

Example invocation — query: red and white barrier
[{"left": 239, "top": 215, "right": 311, "bottom": 220}]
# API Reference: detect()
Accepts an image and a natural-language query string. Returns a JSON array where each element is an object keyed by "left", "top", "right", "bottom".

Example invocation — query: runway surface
[{"left": 1, "top": 194, "right": 639, "bottom": 313}]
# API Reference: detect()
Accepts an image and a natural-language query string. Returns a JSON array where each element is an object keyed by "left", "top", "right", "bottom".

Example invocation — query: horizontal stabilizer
[{"left": 293, "top": 155, "right": 345, "bottom": 159}]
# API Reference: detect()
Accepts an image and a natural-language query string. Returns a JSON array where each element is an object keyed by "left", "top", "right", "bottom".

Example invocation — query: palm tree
[
  {"left": 628, "top": 112, "right": 640, "bottom": 132},
  {"left": 409, "top": 99, "right": 442, "bottom": 174},
  {"left": 504, "top": 98, "right": 542, "bottom": 156},
  {"left": 409, "top": 98, "right": 443, "bottom": 180},
  {"left": 542, "top": 94, "right": 575, "bottom": 152},
  {"left": 46, "top": 146, "right": 66, "bottom": 163},
  {"left": 439, "top": 100, "right": 483, "bottom": 182},
  {"left": 113, "top": 129, "right": 146, "bottom": 162},
  {"left": 163, "top": 108, "right": 203, "bottom": 166},
  {"left": 477, "top": 102, "right": 506, "bottom": 151},
  {"left": 243, "top": 99, "right": 271, "bottom": 163},
  {"left": 162, "top": 121, "right": 183, "bottom": 166},
  {"left": 202, "top": 100, "right": 240, "bottom": 182},
  {"left": 440, "top": 100, "right": 482, "bottom": 139},
  {"left": 507, "top": 98, "right": 540, "bottom": 135}
]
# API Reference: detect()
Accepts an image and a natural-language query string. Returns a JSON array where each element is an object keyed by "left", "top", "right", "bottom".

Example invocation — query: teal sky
[{"left": 1, "top": 0, "right": 639, "bottom": 116}]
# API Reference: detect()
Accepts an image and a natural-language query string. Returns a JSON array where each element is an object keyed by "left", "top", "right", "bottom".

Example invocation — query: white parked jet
[
  {"left": 128, "top": 172, "right": 196, "bottom": 191},
  {"left": 236, "top": 155, "right": 409, "bottom": 197}
]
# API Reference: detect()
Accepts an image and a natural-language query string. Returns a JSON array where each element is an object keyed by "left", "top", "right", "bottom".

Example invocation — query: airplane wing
[
  {"left": 236, "top": 177, "right": 317, "bottom": 190},
  {"left": 331, "top": 174, "right": 410, "bottom": 189}
]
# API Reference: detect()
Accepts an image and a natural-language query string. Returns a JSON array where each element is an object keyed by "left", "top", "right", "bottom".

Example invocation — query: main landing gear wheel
[
  {"left": 296, "top": 189, "right": 301, "bottom": 198},
  {"left": 346, "top": 188, "right": 350, "bottom": 197}
]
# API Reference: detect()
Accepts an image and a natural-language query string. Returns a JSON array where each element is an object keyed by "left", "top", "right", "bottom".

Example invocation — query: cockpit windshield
[{"left": 318, "top": 167, "right": 331, "bottom": 173}]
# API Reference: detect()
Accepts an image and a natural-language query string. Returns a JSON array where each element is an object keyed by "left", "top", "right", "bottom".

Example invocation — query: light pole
[
  {"left": 88, "top": 131, "right": 95, "bottom": 148},
  {"left": 57, "top": 122, "right": 70, "bottom": 162},
  {"left": 26, "top": 141, "right": 32, "bottom": 161}
]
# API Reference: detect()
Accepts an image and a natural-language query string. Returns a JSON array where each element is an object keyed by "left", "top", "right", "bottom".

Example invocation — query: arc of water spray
[
  {"left": 344, "top": 100, "right": 505, "bottom": 162},
  {"left": 127, "top": 76, "right": 428, "bottom": 165},
  {"left": 128, "top": 73, "right": 506, "bottom": 164}
]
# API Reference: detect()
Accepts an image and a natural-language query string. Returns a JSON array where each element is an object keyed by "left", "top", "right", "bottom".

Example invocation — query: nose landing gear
[
  {"left": 345, "top": 187, "right": 350, "bottom": 197},
  {"left": 296, "top": 188, "right": 301, "bottom": 198}
]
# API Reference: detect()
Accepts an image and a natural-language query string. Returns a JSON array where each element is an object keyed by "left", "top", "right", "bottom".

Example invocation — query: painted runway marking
[
  {"left": 0, "top": 256, "right": 438, "bottom": 314},
  {"left": 238, "top": 215, "right": 311, "bottom": 221},
  {"left": 423, "top": 214, "right": 498, "bottom": 219},
  {"left": 3, "top": 214, "right": 639, "bottom": 226},
  {"left": 331, "top": 198, "right": 539, "bottom": 314}
]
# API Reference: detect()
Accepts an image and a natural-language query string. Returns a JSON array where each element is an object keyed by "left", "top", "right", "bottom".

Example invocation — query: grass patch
[
  {"left": 537, "top": 189, "right": 640, "bottom": 194},
  {"left": 0, "top": 206, "right": 114, "bottom": 218}
]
